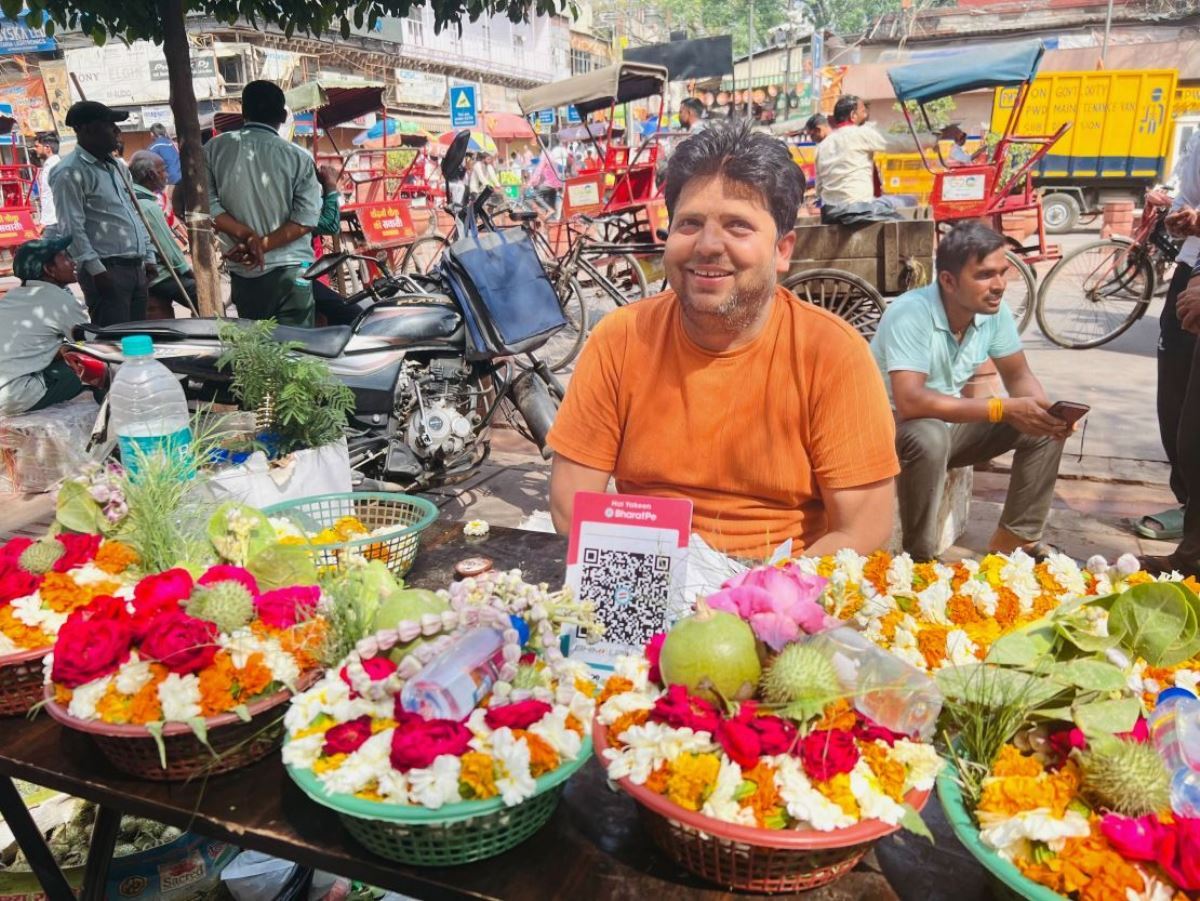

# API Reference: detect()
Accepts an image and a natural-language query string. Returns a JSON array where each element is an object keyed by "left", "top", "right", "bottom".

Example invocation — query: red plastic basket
[
  {"left": 593, "top": 721, "right": 931, "bottom": 895},
  {"left": 0, "top": 646, "right": 49, "bottom": 717},
  {"left": 44, "top": 672, "right": 319, "bottom": 781}
]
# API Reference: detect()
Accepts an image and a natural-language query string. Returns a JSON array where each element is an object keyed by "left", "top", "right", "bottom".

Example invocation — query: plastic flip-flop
[{"left": 1133, "top": 506, "right": 1185, "bottom": 540}]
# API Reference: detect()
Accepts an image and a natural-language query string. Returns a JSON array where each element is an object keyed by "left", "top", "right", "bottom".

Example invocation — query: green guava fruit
[
  {"left": 373, "top": 588, "right": 451, "bottom": 664},
  {"left": 659, "top": 598, "right": 761, "bottom": 702}
]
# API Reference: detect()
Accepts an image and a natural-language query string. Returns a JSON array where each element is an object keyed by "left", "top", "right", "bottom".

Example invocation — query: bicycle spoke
[{"left": 1038, "top": 241, "right": 1149, "bottom": 348}]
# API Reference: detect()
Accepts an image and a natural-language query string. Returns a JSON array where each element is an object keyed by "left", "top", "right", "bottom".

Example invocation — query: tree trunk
[{"left": 157, "top": 0, "right": 220, "bottom": 316}]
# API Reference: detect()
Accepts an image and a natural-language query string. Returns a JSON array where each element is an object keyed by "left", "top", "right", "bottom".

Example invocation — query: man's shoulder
[
  {"left": 591, "top": 290, "right": 675, "bottom": 344},
  {"left": 879, "top": 283, "right": 938, "bottom": 327}
]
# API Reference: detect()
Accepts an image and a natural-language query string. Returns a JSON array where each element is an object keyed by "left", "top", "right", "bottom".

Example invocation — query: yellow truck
[{"left": 878, "top": 68, "right": 1178, "bottom": 233}]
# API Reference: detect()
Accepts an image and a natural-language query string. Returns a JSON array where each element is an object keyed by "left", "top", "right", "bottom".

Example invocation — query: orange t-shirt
[{"left": 547, "top": 286, "right": 899, "bottom": 558}]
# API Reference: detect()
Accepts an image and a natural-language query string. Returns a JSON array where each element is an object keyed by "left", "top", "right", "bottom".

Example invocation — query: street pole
[
  {"left": 1101, "top": 0, "right": 1114, "bottom": 66},
  {"left": 746, "top": 0, "right": 754, "bottom": 119}
]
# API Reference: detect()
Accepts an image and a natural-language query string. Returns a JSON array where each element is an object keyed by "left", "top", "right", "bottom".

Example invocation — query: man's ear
[{"left": 775, "top": 228, "right": 797, "bottom": 274}]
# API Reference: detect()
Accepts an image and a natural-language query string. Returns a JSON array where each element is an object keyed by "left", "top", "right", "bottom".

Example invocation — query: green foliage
[
  {"left": 887, "top": 97, "right": 956, "bottom": 136},
  {"left": 217, "top": 319, "right": 354, "bottom": 455},
  {"left": 649, "top": 0, "right": 788, "bottom": 57}
]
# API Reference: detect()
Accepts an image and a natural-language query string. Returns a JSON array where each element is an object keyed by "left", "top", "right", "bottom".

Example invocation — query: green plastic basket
[
  {"left": 936, "top": 761, "right": 1065, "bottom": 901},
  {"left": 287, "top": 737, "right": 592, "bottom": 866},
  {"left": 262, "top": 491, "right": 438, "bottom": 579}
]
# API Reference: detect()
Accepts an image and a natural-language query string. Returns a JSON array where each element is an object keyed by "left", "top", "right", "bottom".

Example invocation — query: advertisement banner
[
  {"left": 356, "top": 201, "right": 417, "bottom": 246},
  {"left": 0, "top": 209, "right": 41, "bottom": 247},
  {"left": 0, "top": 77, "right": 53, "bottom": 136},
  {"left": 0, "top": 15, "right": 54, "bottom": 55},
  {"left": 65, "top": 42, "right": 219, "bottom": 106},
  {"left": 39, "top": 61, "right": 71, "bottom": 133},
  {"left": 394, "top": 68, "right": 446, "bottom": 107}
]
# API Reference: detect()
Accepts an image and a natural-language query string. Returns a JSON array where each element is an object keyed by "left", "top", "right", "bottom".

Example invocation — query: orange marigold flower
[
  {"left": 514, "top": 729, "right": 559, "bottom": 777},
  {"left": 54, "top": 683, "right": 73, "bottom": 706},
  {"left": 608, "top": 709, "right": 651, "bottom": 745},
  {"left": 459, "top": 751, "right": 499, "bottom": 800},
  {"left": 565, "top": 713, "right": 586, "bottom": 736},
  {"left": 916, "top": 625, "right": 949, "bottom": 670},
  {"left": 1183, "top": 576, "right": 1200, "bottom": 595},
  {"left": 252, "top": 619, "right": 326, "bottom": 672},
  {"left": 815, "top": 772, "right": 860, "bottom": 818},
  {"left": 0, "top": 606, "right": 51, "bottom": 650},
  {"left": 913, "top": 562, "right": 938, "bottom": 591},
  {"left": 1035, "top": 565, "right": 1064, "bottom": 595},
  {"left": 235, "top": 652, "right": 274, "bottom": 699},
  {"left": 994, "top": 588, "right": 1021, "bottom": 628},
  {"left": 862, "top": 551, "right": 892, "bottom": 596},
  {"left": 991, "top": 744, "right": 1044, "bottom": 778},
  {"left": 666, "top": 752, "right": 721, "bottom": 811},
  {"left": 645, "top": 764, "right": 670, "bottom": 794},
  {"left": 199, "top": 651, "right": 238, "bottom": 717},
  {"left": 129, "top": 666, "right": 168, "bottom": 725},
  {"left": 598, "top": 676, "right": 634, "bottom": 705},
  {"left": 93, "top": 541, "right": 138, "bottom": 575},
  {"left": 949, "top": 563, "right": 971, "bottom": 592},
  {"left": 947, "top": 594, "right": 981, "bottom": 625},
  {"left": 979, "top": 760, "right": 1081, "bottom": 819},
  {"left": 834, "top": 590, "right": 865, "bottom": 621},
  {"left": 1017, "top": 830, "right": 1144, "bottom": 901},
  {"left": 814, "top": 698, "right": 857, "bottom": 733},
  {"left": 38, "top": 572, "right": 88, "bottom": 613},
  {"left": 96, "top": 682, "right": 131, "bottom": 724},
  {"left": 878, "top": 609, "right": 906, "bottom": 643},
  {"left": 741, "top": 761, "right": 785, "bottom": 828},
  {"left": 861, "top": 742, "right": 907, "bottom": 802}
]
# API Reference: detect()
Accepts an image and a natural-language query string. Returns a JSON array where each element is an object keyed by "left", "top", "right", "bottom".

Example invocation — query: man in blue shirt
[
  {"left": 871, "top": 223, "right": 1070, "bottom": 561},
  {"left": 147, "top": 123, "right": 181, "bottom": 188}
]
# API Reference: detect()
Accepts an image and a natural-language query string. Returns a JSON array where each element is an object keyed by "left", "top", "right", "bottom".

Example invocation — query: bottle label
[{"left": 118, "top": 426, "right": 194, "bottom": 479}]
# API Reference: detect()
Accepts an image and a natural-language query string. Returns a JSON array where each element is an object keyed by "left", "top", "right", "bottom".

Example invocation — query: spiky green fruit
[
  {"left": 760, "top": 643, "right": 842, "bottom": 721},
  {"left": 187, "top": 582, "right": 255, "bottom": 634},
  {"left": 18, "top": 539, "right": 64, "bottom": 575},
  {"left": 1080, "top": 738, "right": 1171, "bottom": 817}
]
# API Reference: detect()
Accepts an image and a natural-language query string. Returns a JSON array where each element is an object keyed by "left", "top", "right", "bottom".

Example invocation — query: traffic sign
[
  {"left": 537, "top": 109, "right": 555, "bottom": 126},
  {"left": 450, "top": 85, "right": 477, "bottom": 128},
  {"left": 566, "top": 105, "right": 581, "bottom": 124}
]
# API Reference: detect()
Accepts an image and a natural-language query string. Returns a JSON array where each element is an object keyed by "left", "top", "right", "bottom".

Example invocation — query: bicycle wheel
[
  {"left": 582, "top": 251, "right": 647, "bottom": 305},
  {"left": 782, "top": 269, "right": 886, "bottom": 339},
  {"left": 1035, "top": 238, "right": 1153, "bottom": 349},
  {"left": 1002, "top": 251, "right": 1036, "bottom": 335},
  {"left": 517, "top": 275, "right": 589, "bottom": 373},
  {"left": 401, "top": 235, "right": 449, "bottom": 275}
]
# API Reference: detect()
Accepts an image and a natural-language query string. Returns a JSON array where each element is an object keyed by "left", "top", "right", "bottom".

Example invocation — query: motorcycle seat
[
  {"left": 272, "top": 325, "right": 352, "bottom": 357},
  {"left": 76, "top": 319, "right": 352, "bottom": 358}
]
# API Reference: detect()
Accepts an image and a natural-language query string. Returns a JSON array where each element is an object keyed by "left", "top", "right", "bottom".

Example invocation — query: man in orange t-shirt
[{"left": 547, "top": 120, "right": 899, "bottom": 559}]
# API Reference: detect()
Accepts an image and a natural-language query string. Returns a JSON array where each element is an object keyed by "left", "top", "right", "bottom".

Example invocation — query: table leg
[
  {"left": 80, "top": 804, "right": 121, "bottom": 901},
  {"left": 0, "top": 775, "right": 75, "bottom": 901}
]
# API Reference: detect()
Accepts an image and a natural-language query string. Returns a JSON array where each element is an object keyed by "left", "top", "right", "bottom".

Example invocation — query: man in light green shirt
[
  {"left": 205, "top": 80, "right": 321, "bottom": 327},
  {"left": 128, "top": 151, "right": 194, "bottom": 319}
]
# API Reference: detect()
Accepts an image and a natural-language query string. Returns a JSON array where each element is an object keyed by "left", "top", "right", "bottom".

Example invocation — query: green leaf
[
  {"left": 1107, "top": 582, "right": 1200, "bottom": 666},
  {"left": 247, "top": 543, "right": 319, "bottom": 591},
  {"left": 233, "top": 704, "right": 251, "bottom": 723},
  {"left": 936, "top": 664, "right": 1065, "bottom": 709},
  {"left": 145, "top": 721, "right": 167, "bottom": 770},
  {"left": 1049, "top": 659, "right": 1128, "bottom": 692},
  {"left": 187, "top": 716, "right": 216, "bottom": 756},
  {"left": 91, "top": 25, "right": 107, "bottom": 46},
  {"left": 55, "top": 480, "right": 107, "bottom": 535},
  {"left": 1072, "top": 697, "right": 1141, "bottom": 736},
  {"left": 900, "top": 803, "right": 934, "bottom": 842},
  {"left": 1054, "top": 619, "right": 1121, "bottom": 654},
  {"left": 985, "top": 628, "right": 1055, "bottom": 667},
  {"left": 339, "top": 17, "right": 350, "bottom": 38},
  {"left": 0, "top": 0, "right": 22, "bottom": 19}
]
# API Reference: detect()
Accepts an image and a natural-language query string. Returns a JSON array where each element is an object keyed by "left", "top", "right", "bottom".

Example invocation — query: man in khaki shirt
[{"left": 815, "top": 95, "right": 914, "bottom": 224}]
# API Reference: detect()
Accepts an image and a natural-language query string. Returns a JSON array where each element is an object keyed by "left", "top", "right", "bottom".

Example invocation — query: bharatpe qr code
[{"left": 578, "top": 547, "right": 672, "bottom": 647}]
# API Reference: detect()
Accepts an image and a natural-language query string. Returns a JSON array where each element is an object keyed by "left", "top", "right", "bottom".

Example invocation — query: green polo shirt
[{"left": 870, "top": 281, "right": 1022, "bottom": 406}]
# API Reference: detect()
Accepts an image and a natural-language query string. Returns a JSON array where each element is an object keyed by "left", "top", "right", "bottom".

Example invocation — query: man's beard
[{"left": 677, "top": 265, "right": 776, "bottom": 333}]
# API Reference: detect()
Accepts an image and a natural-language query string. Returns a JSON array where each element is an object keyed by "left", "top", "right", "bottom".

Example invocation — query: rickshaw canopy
[
  {"left": 888, "top": 40, "right": 1044, "bottom": 105},
  {"left": 517, "top": 63, "right": 669, "bottom": 118}
]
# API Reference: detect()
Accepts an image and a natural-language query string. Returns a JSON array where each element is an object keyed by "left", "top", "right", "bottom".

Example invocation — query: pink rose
[
  {"left": 323, "top": 716, "right": 374, "bottom": 756},
  {"left": 485, "top": 699, "right": 552, "bottom": 731},
  {"left": 645, "top": 633, "right": 666, "bottom": 685},
  {"left": 131, "top": 569, "right": 193, "bottom": 639},
  {"left": 716, "top": 717, "right": 762, "bottom": 769},
  {"left": 51, "top": 616, "right": 133, "bottom": 688},
  {"left": 649, "top": 684, "right": 721, "bottom": 734},
  {"left": 750, "top": 714, "right": 797, "bottom": 755},
  {"left": 798, "top": 729, "right": 860, "bottom": 782},
  {"left": 339, "top": 656, "right": 397, "bottom": 699},
  {"left": 255, "top": 585, "right": 319, "bottom": 629},
  {"left": 52, "top": 533, "right": 102, "bottom": 572},
  {"left": 198, "top": 565, "right": 259, "bottom": 596},
  {"left": 389, "top": 718, "right": 472, "bottom": 772}
]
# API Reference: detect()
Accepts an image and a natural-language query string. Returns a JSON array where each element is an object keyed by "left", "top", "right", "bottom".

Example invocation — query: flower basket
[
  {"left": 0, "top": 646, "right": 50, "bottom": 717},
  {"left": 936, "top": 759, "right": 1063, "bottom": 901},
  {"left": 593, "top": 722, "right": 931, "bottom": 895},
  {"left": 263, "top": 491, "right": 438, "bottom": 579},
  {"left": 43, "top": 674, "right": 318, "bottom": 782},
  {"left": 286, "top": 737, "right": 592, "bottom": 866}
]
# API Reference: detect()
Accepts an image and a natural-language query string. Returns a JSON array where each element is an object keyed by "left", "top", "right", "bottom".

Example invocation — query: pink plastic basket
[
  {"left": 593, "top": 721, "right": 931, "bottom": 894},
  {"left": 0, "top": 646, "right": 49, "bottom": 717}
]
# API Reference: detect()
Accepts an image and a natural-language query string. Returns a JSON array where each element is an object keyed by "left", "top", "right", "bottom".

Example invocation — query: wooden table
[{"left": 0, "top": 521, "right": 907, "bottom": 901}]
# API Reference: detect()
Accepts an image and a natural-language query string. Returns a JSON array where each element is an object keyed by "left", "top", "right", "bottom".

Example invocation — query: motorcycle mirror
[
  {"left": 304, "top": 252, "right": 349, "bottom": 281},
  {"left": 443, "top": 131, "right": 470, "bottom": 183},
  {"left": 655, "top": 228, "right": 669, "bottom": 241}
]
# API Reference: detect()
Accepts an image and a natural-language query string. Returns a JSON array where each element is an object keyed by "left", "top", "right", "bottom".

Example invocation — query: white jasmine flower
[
  {"left": 0, "top": 633, "right": 17, "bottom": 654},
  {"left": 1000, "top": 552, "right": 1039, "bottom": 613},
  {"left": 282, "top": 734, "right": 324, "bottom": 769},
  {"left": 529, "top": 707, "right": 583, "bottom": 761},
  {"left": 859, "top": 592, "right": 898, "bottom": 621},
  {"left": 602, "top": 721, "right": 717, "bottom": 784},
  {"left": 465, "top": 707, "right": 491, "bottom": 744},
  {"left": 1174, "top": 669, "right": 1199, "bottom": 696},
  {"left": 945, "top": 629, "right": 978, "bottom": 667},
  {"left": 158, "top": 673, "right": 202, "bottom": 722},
  {"left": 71, "top": 563, "right": 119, "bottom": 586},
  {"left": 1046, "top": 553, "right": 1087, "bottom": 597},
  {"left": 1084, "top": 554, "right": 1109, "bottom": 575},
  {"left": 886, "top": 554, "right": 915, "bottom": 596},
  {"left": 959, "top": 578, "right": 998, "bottom": 617},
  {"left": 1136, "top": 873, "right": 1183, "bottom": 901},
  {"left": 492, "top": 727, "right": 537, "bottom": 805},
  {"left": 613, "top": 655, "right": 651, "bottom": 691},
  {"left": 269, "top": 516, "right": 306, "bottom": 540},
  {"left": 701, "top": 758, "right": 755, "bottom": 825},
  {"left": 567, "top": 691, "right": 596, "bottom": 731},
  {"left": 1127, "top": 660, "right": 1148, "bottom": 695},
  {"left": 850, "top": 758, "right": 906, "bottom": 826},
  {"left": 319, "top": 730, "right": 393, "bottom": 796},
  {"left": 376, "top": 769, "right": 410, "bottom": 804},
  {"left": 832, "top": 548, "right": 866, "bottom": 585},
  {"left": 68, "top": 676, "right": 113, "bottom": 720},
  {"left": 114, "top": 654, "right": 154, "bottom": 696},
  {"left": 598, "top": 689, "right": 655, "bottom": 726},
  {"left": 888, "top": 740, "right": 943, "bottom": 792},
  {"left": 774, "top": 755, "right": 854, "bottom": 831},
  {"left": 408, "top": 755, "right": 463, "bottom": 809},
  {"left": 977, "top": 809, "right": 1090, "bottom": 858},
  {"left": 1115, "top": 553, "right": 1141, "bottom": 577},
  {"left": 917, "top": 580, "right": 953, "bottom": 624},
  {"left": 10, "top": 594, "right": 66, "bottom": 633}
]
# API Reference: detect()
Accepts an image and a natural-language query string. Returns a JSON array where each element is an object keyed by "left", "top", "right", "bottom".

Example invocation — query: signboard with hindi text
[
  {"left": 0, "top": 209, "right": 40, "bottom": 247},
  {"left": 355, "top": 201, "right": 417, "bottom": 246}
]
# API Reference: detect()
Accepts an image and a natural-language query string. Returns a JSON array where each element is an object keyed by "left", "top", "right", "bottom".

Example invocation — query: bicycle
[{"left": 1034, "top": 197, "right": 1180, "bottom": 349}]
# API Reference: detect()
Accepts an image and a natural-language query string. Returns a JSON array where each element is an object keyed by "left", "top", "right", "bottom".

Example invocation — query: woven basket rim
[
  {"left": 593, "top": 720, "right": 930, "bottom": 849},
  {"left": 0, "top": 645, "right": 50, "bottom": 666},
  {"left": 260, "top": 491, "right": 438, "bottom": 551},
  {"left": 936, "top": 759, "right": 1063, "bottom": 901},
  {"left": 286, "top": 735, "right": 593, "bottom": 826},
  {"left": 42, "top": 670, "right": 320, "bottom": 737}
]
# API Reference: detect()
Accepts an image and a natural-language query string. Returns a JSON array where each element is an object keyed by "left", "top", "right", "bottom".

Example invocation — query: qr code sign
[{"left": 579, "top": 548, "right": 672, "bottom": 646}]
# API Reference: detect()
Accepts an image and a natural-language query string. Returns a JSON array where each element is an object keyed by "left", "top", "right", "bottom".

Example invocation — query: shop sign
[{"left": 357, "top": 201, "right": 417, "bottom": 246}]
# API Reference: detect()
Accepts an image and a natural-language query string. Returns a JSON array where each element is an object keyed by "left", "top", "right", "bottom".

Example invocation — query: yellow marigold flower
[
  {"left": 916, "top": 625, "right": 949, "bottom": 670},
  {"left": 459, "top": 751, "right": 499, "bottom": 800},
  {"left": 962, "top": 618, "right": 1003, "bottom": 654},
  {"left": 816, "top": 773, "right": 860, "bottom": 818},
  {"left": 93, "top": 540, "right": 138, "bottom": 575},
  {"left": 573, "top": 677, "right": 596, "bottom": 698},
  {"left": 979, "top": 554, "right": 1005, "bottom": 587},
  {"left": 313, "top": 753, "right": 348, "bottom": 775},
  {"left": 816, "top": 556, "right": 836, "bottom": 579},
  {"left": 1124, "top": 571, "right": 1153, "bottom": 587},
  {"left": 372, "top": 717, "right": 397, "bottom": 733},
  {"left": 978, "top": 760, "right": 1080, "bottom": 819},
  {"left": 666, "top": 753, "right": 720, "bottom": 811},
  {"left": 96, "top": 682, "right": 131, "bottom": 724},
  {"left": 991, "top": 745, "right": 1044, "bottom": 778},
  {"left": 278, "top": 535, "right": 307, "bottom": 546},
  {"left": 332, "top": 516, "right": 369, "bottom": 539},
  {"left": 863, "top": 551, "right": 892, "bottom": 595},
  {"left": 861, "top": 742, "right": 907, "bottom": 802},
  {"left": 741, "top": 761, "right": 785, "bottom": 828},
  {"left": 355, "top": 786, "right": 386, "bottom": 803},
  {"left": 878, "top": 609, "right": 906, "bottom": 643},
  {"left": 834, "top": 589, "right": 865, "bottom": 620},
  {"left": 598, "top": 675, "right": 634, "bottom": 705},
  {"left": 913, "top": 562, "right": 939, "bottom": 590}
]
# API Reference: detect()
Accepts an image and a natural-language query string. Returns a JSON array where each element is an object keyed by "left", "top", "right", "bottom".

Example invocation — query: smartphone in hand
[{"left": 1047, "top": 400, "right": 1090, "bottom": 426}]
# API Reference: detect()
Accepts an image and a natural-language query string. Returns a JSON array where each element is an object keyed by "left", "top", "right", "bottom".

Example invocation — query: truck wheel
[{"left": 1042, "top": 193, "right": 1080, "bottom": 233}]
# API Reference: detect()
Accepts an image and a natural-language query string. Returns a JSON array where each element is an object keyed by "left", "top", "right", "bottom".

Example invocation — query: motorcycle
[{"left": 64, "top": 133, "right": 564, "bottom": 490}]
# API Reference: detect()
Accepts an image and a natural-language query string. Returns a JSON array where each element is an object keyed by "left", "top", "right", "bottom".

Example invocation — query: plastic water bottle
[
  {"left": 399, "top": 616, "right": 530, "bottom": 720},
  {"left": 804, "top": 627, "right": 943, "bottom": 740},
  {"left": 1149, "top": 687, "right": 1200, "bottom": 817},
  {"left": 109, "top": 335, "right": 193, "bottom": 476}
]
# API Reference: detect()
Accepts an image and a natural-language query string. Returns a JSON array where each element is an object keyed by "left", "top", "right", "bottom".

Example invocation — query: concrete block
[{"left": 889, "top": 465, "right": 973, "bottom": 556}]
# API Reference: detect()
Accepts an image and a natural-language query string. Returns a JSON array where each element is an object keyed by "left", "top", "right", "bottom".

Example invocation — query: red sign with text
[
  {"left": 355, "top": 201, "right": 416, "bottom": 247},
  {"left": 0, "top": 209, "right": 39, "bottom": 247}
]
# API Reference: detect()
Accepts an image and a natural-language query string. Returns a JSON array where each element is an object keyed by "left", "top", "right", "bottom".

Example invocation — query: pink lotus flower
[
  {"left": 707, "top": 564, "right": 836, "bottom": 651},
  {"left": 1101, "top": 813, "right": 1200, "bottom": 890}
]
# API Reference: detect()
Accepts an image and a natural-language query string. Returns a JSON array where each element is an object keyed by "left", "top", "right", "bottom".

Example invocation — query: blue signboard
[
  {"left": 537, "top": 109, "right": 554, "bottom": 126},
  {"left": 566, "top": 105, "right": 581, "bottom": 124},
  {"left": 449, "top": 85, "right": 477, "bottom": 128},
  {"left": 0, "top": 15, "right": 54, "bottom": 55}
]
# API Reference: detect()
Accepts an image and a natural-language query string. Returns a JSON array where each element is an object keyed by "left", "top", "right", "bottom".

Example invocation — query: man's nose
[{"left": 694, "top": 222, "right": 724, "bottom": 256}]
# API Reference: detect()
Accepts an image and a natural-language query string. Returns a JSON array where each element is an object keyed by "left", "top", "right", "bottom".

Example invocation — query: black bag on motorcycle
[{"left": 440, "top": 213, "right": 566, "bottom": 360}]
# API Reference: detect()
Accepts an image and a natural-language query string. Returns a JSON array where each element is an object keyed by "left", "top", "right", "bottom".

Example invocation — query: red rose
[
  {"left": 798, "top": 729, "right": 861, "bottom": 782},
  {"left": 0, "top": 566, "right": 41, "bottom": 605},
  {"left": 323, "top": 716, "right": 374, "bottom": 756},
  {"left": 0, "top": 537, "right": 32, "bottom": 566},
  {"left": 485, "top": 699, "right": 552, "bottom": 731},
  {"left": 717, "top": 718, "right": 762, "bottom": 769},
  {"left": 51, "top": 616, "right": 133, "bottom": 688},
  {"left": 645, "top": 633, "right": 666, "bottom": 685},
  {"left": 853, "top": 715, "right": 906, "bottom": 748},
  {"left": 255, "top": 586, "right": 319, "bottom": 629},
  {"left": 341, "top": 656, "right": 398, "bottom": 698},
  {"left": 649, "top": 684, "right": 722, "bottom": 734},
  {"left": 69, "top": 594, "right": 132, "bottom": 627},
  {"left": 749, "top": 715, "right": 797, "bottom": 756},
  {"left": 1046, "top": 726, "right": 1087, "bottom": 767},
  {"left": 139, "top": 610, "right": 218, "bottom": 674},
  {"left": 198, "top": 565, "right": 259, "bottom": 595},
  {"left": 52, "top": 533, "right": 102, "bottom": 572},
  {"left": 389, "top": 718, "right": 472, "bottom": 772},
  {"left": 134, "top": 568, "right": 194, "bottom": 609}
]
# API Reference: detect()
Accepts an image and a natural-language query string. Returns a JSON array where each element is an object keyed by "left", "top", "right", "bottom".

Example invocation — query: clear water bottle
[
  {"left": 109, "top": 335, "right": 193, "bottom": 476},
  {"left": 1149, "top": 687, "right": 1200, "bottom": 817},
  {"left": 804, "top": 627, "right": 943, "bottom": 740},
  {"left": 399, "top": 616, "right": 530, "bottom": 720}
]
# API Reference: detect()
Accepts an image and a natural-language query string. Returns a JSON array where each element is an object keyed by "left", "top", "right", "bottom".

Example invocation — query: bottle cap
[
  {"left": 508, "top": 615, "right": 530, "bottom": 647},
  {"left": 120, "top": 335, "right": 154, "bottom": 357},
  {"left": 1158, "top": 686, "right": 1197, "bottom": 705}
]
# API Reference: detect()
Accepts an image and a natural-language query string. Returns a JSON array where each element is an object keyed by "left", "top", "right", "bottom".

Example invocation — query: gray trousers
[{"left": 896, "top": 418, "right": 1064, "bottom": 561}]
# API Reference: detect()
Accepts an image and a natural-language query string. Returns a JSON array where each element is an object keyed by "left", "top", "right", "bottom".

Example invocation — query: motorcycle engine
[{"left": 401, "top": 358, "right": 481, "bottom": 462}]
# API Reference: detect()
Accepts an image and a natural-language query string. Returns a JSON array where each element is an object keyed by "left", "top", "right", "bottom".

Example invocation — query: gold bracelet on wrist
[{"left": 988, "top": 397, "right": 1005, "bottom": 424}]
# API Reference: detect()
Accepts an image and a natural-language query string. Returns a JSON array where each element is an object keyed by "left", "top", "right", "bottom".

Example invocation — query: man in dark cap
[
  {"left": 205, "top": 80, "right": 321, "bottom": 326},
  {"left": 49, "top": 101, "right": 155, "bottom": 325},
  {"left": 0, "top": 235, "right": 87, "bottom": 416}
]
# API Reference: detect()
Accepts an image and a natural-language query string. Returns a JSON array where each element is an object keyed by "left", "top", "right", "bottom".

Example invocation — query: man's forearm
[
  {"left": 213, "top": 212, "right": 254, "bottom": 242},
  {"left": 896, "top": 388, "right": 992, "bottom": 423},
  {"left": 263, "top": 221, "right": 313, "bottom": 252},
  {"left": 1003, "top": 372, "right": 1048, "bottom": 405}
]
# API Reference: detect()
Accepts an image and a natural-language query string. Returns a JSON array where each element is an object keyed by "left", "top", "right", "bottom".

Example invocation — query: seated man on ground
[
  {"left": 870, "top": 222, "right": 1071, "bottom": 562},
  {"left": 128, "top": 151, "right": 195, "bottom": 319},
  {"left": 0, "top": 235, "right": 87, "bottom": 416},
  {"left": 547, "top": 120, "right": 900, "bottom": 560}
]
